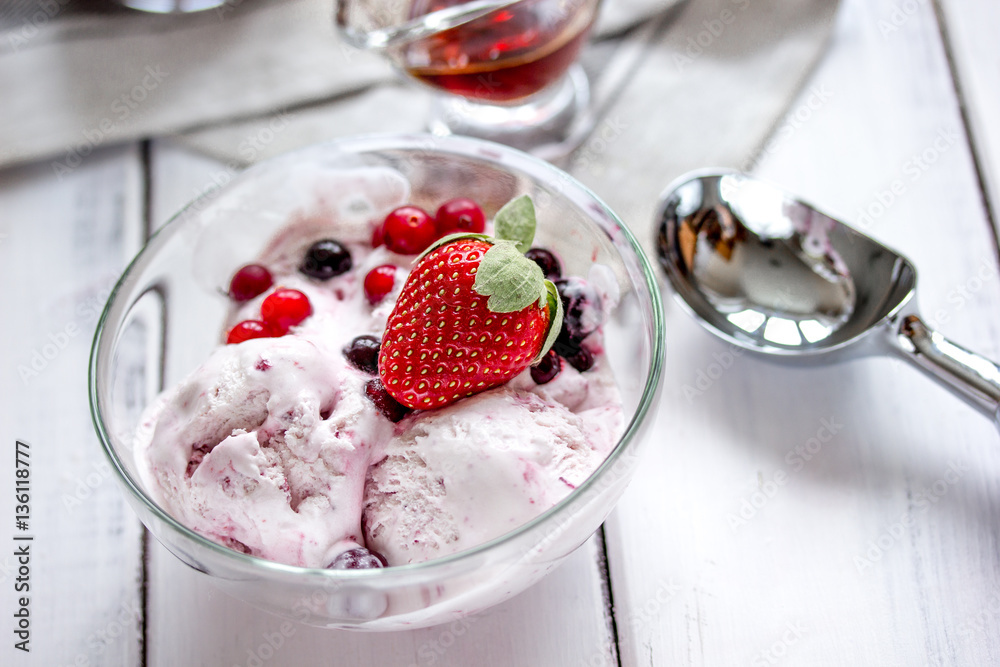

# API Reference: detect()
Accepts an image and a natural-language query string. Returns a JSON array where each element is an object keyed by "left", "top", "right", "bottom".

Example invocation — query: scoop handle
[{"left": 890, "top": 314, "right": 1000, "bottom": 427}]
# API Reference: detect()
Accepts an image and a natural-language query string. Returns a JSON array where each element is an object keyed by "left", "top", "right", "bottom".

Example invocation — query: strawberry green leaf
[
  {"left": 474, "top": 240, "right": 547, "bottom": 313},
  {"left": 536, "top": 279, "right": 564, "bottom": 362},
  {"left": 493, "top": 195, "right": 536, "bottom": 252}
]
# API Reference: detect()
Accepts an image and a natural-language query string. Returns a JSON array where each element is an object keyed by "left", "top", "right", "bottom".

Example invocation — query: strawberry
[{"left": 378, "top": 195, "right": 563, "bottom": 411}]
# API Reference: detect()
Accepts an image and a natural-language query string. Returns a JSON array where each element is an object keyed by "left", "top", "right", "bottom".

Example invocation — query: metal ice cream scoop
[{"left": 655, "top": 169, "right": 1000, "bottom": 427}]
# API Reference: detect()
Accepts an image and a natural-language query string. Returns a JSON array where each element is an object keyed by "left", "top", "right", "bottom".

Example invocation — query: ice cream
[
  {"left": 134, "top": 165, "right": 624, "bottom": 569},
  {"left": 364, "top": 377, "right": 621, "bottom": 565}
]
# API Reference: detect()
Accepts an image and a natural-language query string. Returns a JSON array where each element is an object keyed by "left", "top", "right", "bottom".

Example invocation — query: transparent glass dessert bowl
[{"left": 89, "top": 133, "right": 664, "bottom": 630}]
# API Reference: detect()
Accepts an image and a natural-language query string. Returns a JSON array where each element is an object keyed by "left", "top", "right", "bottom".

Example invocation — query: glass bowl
[
  {"left": 335, "top": 0, "right": 602, "bottom": 156},
  {"left": 89, "top": 133, "right": 664, "bottom": 630}
]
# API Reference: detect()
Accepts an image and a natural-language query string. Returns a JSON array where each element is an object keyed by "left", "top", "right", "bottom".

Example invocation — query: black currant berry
[
  {"left": 328, "top": 547, "right": 388, "bottom": 570},
  {"left": 530, "top": 349, "right": 562, "bottom": 384},
  {"left": 344, "top": 335, "right": 381, "bottom": 374},
  {"left": 300, "top": 239, "right": 352, "bottom": 280},
  {"left": 525, "top": 247, "right": 562, "bottom": 279},
  {"left": 365, "top": 378, "right": 410, "bottom": 423}
]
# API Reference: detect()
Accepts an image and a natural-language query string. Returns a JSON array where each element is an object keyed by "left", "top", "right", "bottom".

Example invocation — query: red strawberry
[{"left": 378, "top": 195, "right": 563, "bottom": 411}]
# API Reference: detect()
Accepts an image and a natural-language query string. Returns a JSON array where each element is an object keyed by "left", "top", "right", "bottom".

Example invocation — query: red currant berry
[
  {"left": 435, "top": 198, "right": 486, "bottom": 236},
  {"left": 381, "top": 205, "right": 436, "bottom": 254},
  {"left": 226, "top": 320, "right": 274, "bottom": 345},
  {"left": 363, "top": 265, "right": 397, "bottom": 305},
  {"left": 228, "top": 264, "right": 273, "bottom": 302},
  {"left": 260, "top": 288, "right": 312, "bottom": 335}
]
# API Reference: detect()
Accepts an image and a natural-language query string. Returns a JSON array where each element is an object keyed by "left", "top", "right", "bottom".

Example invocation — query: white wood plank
[
  {"left": 0, "top": 145, "right": 146, "bottom": 665},
  {"left": 146, "top": 535, "right": 617, "bottom": 667},
  {"left": 567, "top": 0, "right": 840, "bottom": 262},
  {"left": 936, "top": 0, "right": 1000, "bottom": 238},
  {"left": 604, "top": 0, "right": 1000, "bottom": 665},
  {"left": 143, "top": 140, "right": 619, "bottom": 665}
]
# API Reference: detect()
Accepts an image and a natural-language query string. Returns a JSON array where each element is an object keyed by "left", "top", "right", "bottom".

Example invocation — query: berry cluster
[
  {"left": 522, "top": 252, "right": 601, "bottom": 382},
  {"left": 226, "top": 195, "right": 600, "bottom": 420},
  {"left": 343, "top": 335, "right": 410, "bottom": 422},
  {"left": 363, "top": 198, "right": 488, "bottom": 306},
  {"left": 374, "top": 197, "right": 487, "bottom": 255},
  {"left": 550, "top": 276, "right": 601, "bottom": 373},
  {"left": 226, "top": 286, "right": 313, "bottom": 345},
  {"left": 225, "top": 239, "right": 355, "bottom": 344}
]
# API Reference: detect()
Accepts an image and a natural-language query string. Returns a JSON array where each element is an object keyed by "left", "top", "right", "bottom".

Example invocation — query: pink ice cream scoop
[{"left": 135, "top": 166, "right": 624, "bottom": 569}]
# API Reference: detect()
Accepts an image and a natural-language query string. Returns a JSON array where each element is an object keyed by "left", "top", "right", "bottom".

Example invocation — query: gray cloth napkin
[
  {"left": 0, "top": 0, "right": 389, "bottom": 168},
  {"left": 0, "top": 0, "right": 686, "bottom": 169},
  {"left": 0, "top": 0, "right": 839, "bottom": 256}
]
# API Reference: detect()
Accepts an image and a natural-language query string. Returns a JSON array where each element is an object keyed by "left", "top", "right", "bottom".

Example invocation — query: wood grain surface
[{"left": 2, "top": 0, "right": 998, "bottom": 665}]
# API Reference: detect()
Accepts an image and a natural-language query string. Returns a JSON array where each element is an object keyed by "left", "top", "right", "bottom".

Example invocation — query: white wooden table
[{"left": 4, "top": 0, "right": 1000, "bottom": 664}]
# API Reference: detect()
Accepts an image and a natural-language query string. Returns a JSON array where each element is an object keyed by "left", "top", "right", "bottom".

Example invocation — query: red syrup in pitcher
[{"left": 400, "top": 0, "right": 598, "bottom": 103}]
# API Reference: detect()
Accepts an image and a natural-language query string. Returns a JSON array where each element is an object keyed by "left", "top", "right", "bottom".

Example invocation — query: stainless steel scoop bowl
[{"left": 655, "top": 169, "right": 1000, "bottom": 427}]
